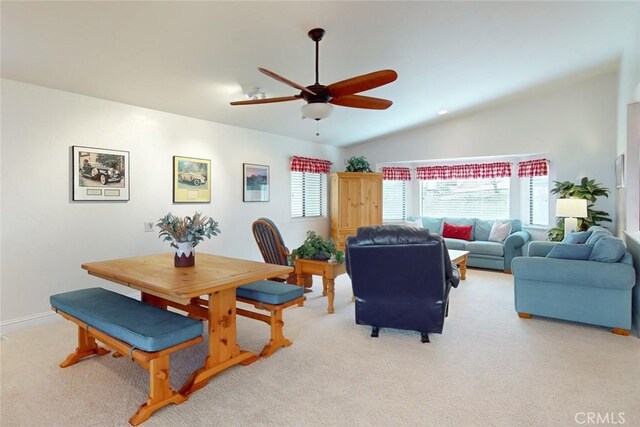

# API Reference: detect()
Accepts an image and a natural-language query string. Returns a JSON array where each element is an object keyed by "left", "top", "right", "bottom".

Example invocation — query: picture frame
[
  {"left": 72, "top": 145, "right": 129, "bottom": 201},
  {"left": 173, "top": 156, "right": 211, "bottom": 203},
  {"left": 243, "top": 163, "right": 270, "bottom": 202},
  {"left": 615, "top": 154, "right": 624, "bottom": 189}
]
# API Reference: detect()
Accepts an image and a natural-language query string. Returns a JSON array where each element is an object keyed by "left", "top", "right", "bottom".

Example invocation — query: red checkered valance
[
  {"left": 290, "top": 156, "right": 332, "bottom": 174},
  {"left": 382, "top": 167, "right": 411, "bottom": 181},
  {"left": 416, "top": 162, "right": 512, "bottom": 180},
  {"left": 517, "top": 159, "right": 549, "bottom": 177}
]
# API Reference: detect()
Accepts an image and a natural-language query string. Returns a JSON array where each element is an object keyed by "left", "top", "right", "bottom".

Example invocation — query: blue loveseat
[
  {"left": 410, "top": 216, "right": 530, "bottom": 272},
  {"left": 511, "top": 226, "right": 636, "bottom": 334}
]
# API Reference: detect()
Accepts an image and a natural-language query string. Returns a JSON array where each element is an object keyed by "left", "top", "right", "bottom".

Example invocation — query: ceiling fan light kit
[
  {"left": 301, "top": 102, "right": 333, "bottom": 120},
  {"left": 231, "top": 27, "right": 397, "bottom": 129}
]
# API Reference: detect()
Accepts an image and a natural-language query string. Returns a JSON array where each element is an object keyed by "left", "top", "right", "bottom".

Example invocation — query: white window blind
[
  {"left": 291, "top": 172, "right": 327, "bottom": 218},
  {"left": 527, "top": 175, "right": 549, "bottom": 225},
  {"left": 383, "top": 180, "right": 407, "bottom": 221},
  {"left": 419, "top": 177, "right": 510, "bottom": 219}
]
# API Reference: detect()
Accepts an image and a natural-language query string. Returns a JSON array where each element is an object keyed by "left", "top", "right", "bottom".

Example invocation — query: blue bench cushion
[
  {"left": 50, "top": 287, "right": 203, "bottom": 352},
  {"left": 237, "top": 280, "right": 304, "bottom": 305}
]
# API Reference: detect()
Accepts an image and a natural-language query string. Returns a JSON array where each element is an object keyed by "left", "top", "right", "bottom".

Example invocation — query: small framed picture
[
  {"left": 72, "top": 146, "right": 129, "bottom": 201},
  {"left": 243, "top": 163, "right": 270, "bottom": 202},
  {"left": 615, "top": 154, "right": 624, "bottom": 189},
  {"left": 173, "top": 156, "right": 211, "bottom": 203}
]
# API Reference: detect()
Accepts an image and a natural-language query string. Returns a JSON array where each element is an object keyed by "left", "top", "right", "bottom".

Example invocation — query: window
[
  {"left": 291, "top": 172, "right": 327, "bottom": 218},
  {"left": 527, "top": 175, "right": 549, "bottom": 225},
  {"left": 383, "top": 180, "right": 407, "bottom": 221},
  {"left": 419, "top": 177, "right": 510, "bottom": 219}
]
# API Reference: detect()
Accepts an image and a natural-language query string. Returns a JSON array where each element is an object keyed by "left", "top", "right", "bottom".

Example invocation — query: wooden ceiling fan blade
[
  {"left": 330, "top": 95, "right": 393, "bottom": 110},
  {"left": 230, "top": 95, "right": 301, "bottom": 106},
  {"left": 327, "top": 69, "right": 398, "bottom": 98},
  {"left": 258, "top": 68, "right": 316, "bottom": 96}
]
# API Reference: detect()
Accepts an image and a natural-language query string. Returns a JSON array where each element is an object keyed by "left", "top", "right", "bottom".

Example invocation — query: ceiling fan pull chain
[{"left": 316, "top": 120, "right": 320, "bottom": 136}]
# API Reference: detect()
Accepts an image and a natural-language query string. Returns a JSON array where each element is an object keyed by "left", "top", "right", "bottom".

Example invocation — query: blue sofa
[
  {"left": 511, "top": 227, "right": 636, "bottom": 334},
  {"left": 410, "top": 216, "right": 530, "bottom": 272}
]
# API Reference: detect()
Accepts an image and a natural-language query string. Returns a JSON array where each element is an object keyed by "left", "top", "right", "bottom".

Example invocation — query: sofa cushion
[
  {"left": 442, "top": 222, "right": 473, "bottom": 241},
  {"left": 562, "top": 230, "right": 593, "bottom": 244},
  {"left": 404, "top": 218, "right": 423, "bottom": 228},
  {"left": 465, "top": 241, "right": 504, "bottom": 257},
  {"left": 588, "top": 237, "right": 627, "bottom": 263},
  {"left": 474, "top": 219, "right": 493, "bottom": 241},
  {"left": 488, "top": 220, "right": 512, "bottom": 243},
  {"left": 422, "top": 217, "right": 443, "bottom": 234},
  {"left": 585, "top": 227, "right": 612, "bottom": 245},
  {"left": 442, "top": 238, "right": 467, "bottom": 250},
  {"left": 546, "top": 243, "right": 594, "bottom": 260}
]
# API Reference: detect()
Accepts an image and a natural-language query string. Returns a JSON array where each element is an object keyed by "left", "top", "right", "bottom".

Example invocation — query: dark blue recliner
[{"left": 346, "top": 225, "right": 460, "bottom": 343}]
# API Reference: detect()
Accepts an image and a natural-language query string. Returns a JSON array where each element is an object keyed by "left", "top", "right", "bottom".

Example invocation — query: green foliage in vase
[
  {"left": 547, "top": 177, "right": 611, "bottom": 241},
  {"left": 345, "top": 156, "right": 372, "bottom": 173},
  {"left": 290, "top": 231, "right": 345, "bottom": 263},
  {"left": 156, "top": 212, "right": 221, "bottom": 248}
]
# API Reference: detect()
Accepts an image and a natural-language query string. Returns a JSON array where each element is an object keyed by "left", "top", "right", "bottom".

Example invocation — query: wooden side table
[{"left": 294, "top": 259, "right": 347, "bottom": 313}]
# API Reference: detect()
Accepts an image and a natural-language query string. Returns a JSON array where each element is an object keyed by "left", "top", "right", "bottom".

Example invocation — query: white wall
[
  {"left": 0, "top": 79, "right": 344, "bottom": 324},
  {"left": 347, "top": 71, "right": 619, "bottom": 234}
]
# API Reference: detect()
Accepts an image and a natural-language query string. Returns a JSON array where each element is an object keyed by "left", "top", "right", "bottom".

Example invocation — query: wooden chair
[{"left": 252, "top": 218, "right": 306, "bottom": 285}]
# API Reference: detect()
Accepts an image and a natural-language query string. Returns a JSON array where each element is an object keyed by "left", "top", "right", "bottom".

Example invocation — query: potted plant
[
  {"left": 547, "top": 177, "right": 611, "bottom": 241},
  {"left": 290, "top": 231, "right": 345, "bottom": 263},
  {"left": 345, "top": 156, "right": 372, "bottom": 172},
  {"left": 156, "top": 212, "right": 221, "bottom": 266}
]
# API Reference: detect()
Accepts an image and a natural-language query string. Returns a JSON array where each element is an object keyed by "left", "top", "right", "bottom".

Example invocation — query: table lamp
[{"left": 556, "top": 198, "right": 588, "bottom": 234}]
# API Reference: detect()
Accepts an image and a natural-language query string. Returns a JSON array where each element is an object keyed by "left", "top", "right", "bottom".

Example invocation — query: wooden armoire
[{"left": 329, "top": 172, "right": 383, "bottom": 250}]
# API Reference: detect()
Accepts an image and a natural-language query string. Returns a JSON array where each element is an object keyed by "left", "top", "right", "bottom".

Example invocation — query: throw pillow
[
  {"left": 562, "top": 230, "right": 593, "bottom": 244},
  {"left": 588, "top": 236, "right": 626, "bottom": 263},
  {"left": 488, "top": 220, "right": 512, "bottom": 243},
  {"left": 546, "top": 244, "right": 594, "bottom": 260},
  {"left": 442, "top": 222, "right": 473, "bottom": 241},
  {"left": 404, "top": 218, "right": 423, "bottom": 228},
  {"left": 585, "top": 229, "right": 612, "bottom": 245}
]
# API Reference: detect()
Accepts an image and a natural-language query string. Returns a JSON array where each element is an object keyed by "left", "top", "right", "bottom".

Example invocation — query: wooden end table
[
  {"left": 448, "top": 249, "right": 469, "bottom": 280},
  {"left": 294, "top": 259, "right": 347, "bottom": 313}
]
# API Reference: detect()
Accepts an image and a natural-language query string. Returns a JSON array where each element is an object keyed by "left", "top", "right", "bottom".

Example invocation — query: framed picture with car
[
  {"left": 174, "top": 156, "right": 211, "bottom": 203},
  {"left": 243, "top": 163, "right": 269, "bottom": 202},
  {"left": 72, "top": 145, "right": 129, "bottom": 201}
]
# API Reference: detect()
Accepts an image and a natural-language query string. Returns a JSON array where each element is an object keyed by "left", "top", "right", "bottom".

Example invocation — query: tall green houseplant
[{"left": 548, "top": 177, "right": 611, "bottom": 241}]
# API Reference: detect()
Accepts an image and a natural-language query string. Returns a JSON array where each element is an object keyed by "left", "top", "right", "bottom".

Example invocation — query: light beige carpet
[{"left": 1, "top": 269, "right": 639, "bottom": 426}]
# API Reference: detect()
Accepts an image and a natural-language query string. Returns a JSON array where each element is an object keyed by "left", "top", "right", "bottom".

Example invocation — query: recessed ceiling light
[{"left": 438, "top": 110, "right": 448, "bottom": 115}]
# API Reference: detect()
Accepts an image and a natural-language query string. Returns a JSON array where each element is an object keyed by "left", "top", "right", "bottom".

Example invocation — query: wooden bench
[
  {"left": 50, "top": 287, "right": 203, "bottom": 425},
  {"left": 235, "top": 280, "right": 305, "bottom": 357}
]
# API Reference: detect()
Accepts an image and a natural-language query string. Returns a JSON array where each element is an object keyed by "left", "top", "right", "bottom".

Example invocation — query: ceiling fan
[{"left": 230, "top": 28, "right": 398, "bottom": 121}]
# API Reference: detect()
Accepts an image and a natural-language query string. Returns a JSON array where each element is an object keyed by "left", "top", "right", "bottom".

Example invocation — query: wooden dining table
[{"left": 81, "top": 252, "right": 293, "bottom": 396}]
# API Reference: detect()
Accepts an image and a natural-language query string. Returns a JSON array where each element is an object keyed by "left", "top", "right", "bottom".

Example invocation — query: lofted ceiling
[{"left": 2, "top": 1, "right": 639, "bottom": 147}]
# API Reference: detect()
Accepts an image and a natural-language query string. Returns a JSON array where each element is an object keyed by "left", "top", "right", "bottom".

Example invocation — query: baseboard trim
[
  {"left": 1, "top": 290, "right": 140, "bottom": 336},
  {"left": 1, "top": 311, "right": 59, "bottom": 335}
]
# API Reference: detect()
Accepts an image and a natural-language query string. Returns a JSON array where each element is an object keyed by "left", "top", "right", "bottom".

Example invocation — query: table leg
[
  {"left": 459, "top": 256, "right": 467, "bottom": 280},
  {"left": 323, "top": 277, "right": 335, "bottom": 314},
  {"left": 180, "top": 288, "right": 258, "bottom": 396}
]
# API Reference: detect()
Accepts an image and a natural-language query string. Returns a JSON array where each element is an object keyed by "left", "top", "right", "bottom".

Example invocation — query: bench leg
[
  {"left": 129, "top": 354, "right": 187, "bottom": 425},
  {"left": 260, "top": 308, "right": 292, "bottom": 358},
  {"left": 60, "top": 326, "right": 110, "bottom": 368}
]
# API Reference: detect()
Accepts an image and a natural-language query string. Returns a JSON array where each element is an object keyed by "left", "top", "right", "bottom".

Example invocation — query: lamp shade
[
  {"left": 556, "top": 198, "right": 588, "bottom": 218},
  {"left": 301, "top": 102, "right": 333, "bottom": 120}
]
